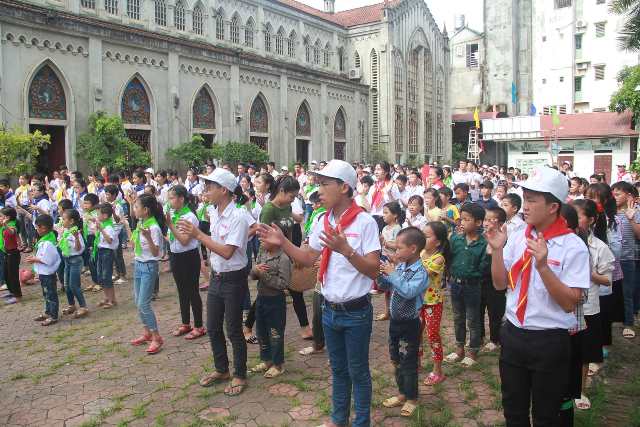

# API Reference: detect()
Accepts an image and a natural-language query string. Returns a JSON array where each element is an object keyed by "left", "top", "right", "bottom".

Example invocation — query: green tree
[
  {"left": 611, "top": 0, "right": 640, "bottom": 51},
  {"left": 210, "top": 141, "right": 269, "bottom": 166},
  {"left": 0, "top": 127, "right": 50, "bottom": 176},
  {"left": 76, "top": 111, "right": 151, "bottom": 171},
  {"left": 610, "top": 65, "right": 640, "bottom": 120},
  {"left": 166, "top": 134, "right": 214, "bottom": 169}
]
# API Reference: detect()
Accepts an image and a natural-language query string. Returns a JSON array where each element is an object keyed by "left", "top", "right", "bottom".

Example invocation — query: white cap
[
  {"left": 310, "top": 159, "right": 357, "bottom": 190},
  {"left": 311, "top": 160, "right": 318, "bottom": 165},
  {"left": 442, "top": 165, "right": 451, "bottom": 169},
  {"left": 281, "top": 165, "right": 289, "bottom": 171},
  {"left": 198, "top": 169, "right": 237, "bottom": 193},
  {"left": 518, "top": 166, "right": 569, "bottom": 203},
  {"left": 144, "top": 167, "right": 154, "bottom": 175}
]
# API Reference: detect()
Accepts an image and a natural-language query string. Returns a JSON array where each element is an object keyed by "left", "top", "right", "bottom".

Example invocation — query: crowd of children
[{"left": 0, "top": 158, "right": 638, "bottom": 426}]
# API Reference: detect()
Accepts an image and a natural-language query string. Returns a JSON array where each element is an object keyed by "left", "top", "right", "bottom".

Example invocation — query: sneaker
[
  {"left": 114, "top": 278, "right": 126, "bottom": 285},
  {"left": 112, "top": 275, "right": 117, "bottom": 281},
  {"left": 4, "top": 297, "right": 18, "bottom": 305},
  {"left": 484, "top": 342, "right": 499, "bottom": 352},
  {"left": 0, "top": 284, "right": 7, "bottom": 291}
]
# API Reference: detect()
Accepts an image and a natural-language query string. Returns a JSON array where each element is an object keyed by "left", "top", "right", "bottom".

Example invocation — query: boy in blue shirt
[{"left": 377, "top": 227, "right": 429, "bottom": 418}]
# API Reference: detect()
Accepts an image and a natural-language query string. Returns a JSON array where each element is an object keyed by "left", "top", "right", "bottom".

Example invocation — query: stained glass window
[
  {"left": 29, "top": 65, "right": 67, "bottom": 120},
  {"left": 296, "top": 103, "right": 311, "bottom": 136},
  {"left": 193, "top": 88, "right": 216, "bottom": 129},
  {"left": 121, "top": 77, "right": 150, "bottom": 125},
  {"left": 250, "top": 96, "right": 268, "bottom": 133},
  {"left": 334, "top": 109, "right": 346, "bottom": 140}
]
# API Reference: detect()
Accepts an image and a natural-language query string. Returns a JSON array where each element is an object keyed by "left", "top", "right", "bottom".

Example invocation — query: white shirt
[
  {"left": 309, "top": 210, "right": 381, "bottom": 303},
  {"left": 583, "top": 234, "right": 615, "bottom": 315},
  {"left": 134, "top": 223, "right": 163, "bottom": 262},
  {"left": 34, "top": 240, "right": 61, "bottom": 275},
  {"left": 60, "top": 231, "right": 85, "bottom": 257},
  {"left": 398, "top": 188, "right": 410, "bottom": 208},
  {"left": 2, "top": 191, "right": 17, "bottom": 208},
  {"left": 208, "top": 203, "right": 249, "bottom": 272},
  {"left": 97, "top": 225, "right": 119, "bottom": 250},
  {"left": 452, "top": 170, "right": 469, "bottom": 186},
  {"left": 292, "top": 197, "right": 304, "bottom": 218},
  {"left": 120, "top": 181, "right": 133, "bottom": 196},
  {"left": 505, "top": 215, "right": 526, "bottom": 238},
  {"left": 368, "top": 183, "right": 401, "bottom": 216},
  {"left": 83, "top": 210, "right": 99, "bottom": 235},
  {"left": 406, "top": 184, "right": 425, "bottom": 200},
  {"left": 503, "top": 229, "right": 590, "bottom": 330},
  {"left": 169, "top": 211, "right": 200, "bottom": 253},
  {"left": 186, "top": 180, "right": 203, "bottom": 197},
  {"left": 403, "top": 213, "right": 428, "bottom": 231},
  {"left": 297, "top": 173, "right": 308, "bottom": 188},
  {"left": 32, "top": 199, "right": 51, "bottom": 226}
]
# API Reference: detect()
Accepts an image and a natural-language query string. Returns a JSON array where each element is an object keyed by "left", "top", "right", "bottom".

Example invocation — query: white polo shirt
[
  {"left": 368, "top": 183, "right": 400, "bottom": 216},
  {"left": 60, "top": 231, "right": 85, "bottom": 257},
  {"left": 503, "top": 229, "right": 590, "bottom": 330},
  {"left": 134, "top": 224, "right": 163, "bottom": 262},
  {"left": 186, "top": 181, "right": 203, "bottom": 197},
  {"left": 34, "top": 240, "right": 61, "bottom": 275},
  {"left": 97, "top": 225, "right": 119, "bottom": 250},
  {"left": 505, "top": 215, "right": 526, "bottom": 238},
  {"left": 583, "top": 234, "right": 615, "bottom": 316},
  {"left": 169, "top": 211, "right": 200, "bottom": 253},
  {"left": 309, "top": 210, "right": 381, "bottom": 303},
  {"left": 208, "top": 203, "right": 249, "bottom": 273}
]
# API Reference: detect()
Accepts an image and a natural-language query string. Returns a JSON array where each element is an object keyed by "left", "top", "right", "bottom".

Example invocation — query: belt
[
  {"left": 211, "top": 269, "right": 247, "bottom": 280},
  {"left": 324, "top": 295, "right": 370, "bottom": 311},
  {"left": 452, "top": 277, "right": 474, "bottom": 285}
]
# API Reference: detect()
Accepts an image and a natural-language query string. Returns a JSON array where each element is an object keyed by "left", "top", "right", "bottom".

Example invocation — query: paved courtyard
[{"left": 0, "top": 255, "right": 636, "bottom": 427}]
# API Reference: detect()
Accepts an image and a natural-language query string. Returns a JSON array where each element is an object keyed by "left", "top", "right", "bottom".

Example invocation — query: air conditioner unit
[
  {"left": 349, "top": 68, "right": 362, "bottom": 80},
  {"left": 576, "top": 62, "right": 589, "bottom": 71}
]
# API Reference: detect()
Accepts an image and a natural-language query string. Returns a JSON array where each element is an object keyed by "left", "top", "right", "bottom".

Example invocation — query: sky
[{"left": 301, "top": 0, "right": 484, "bottom": 32}]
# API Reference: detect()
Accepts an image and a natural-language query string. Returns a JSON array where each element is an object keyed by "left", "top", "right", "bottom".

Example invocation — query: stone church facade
[{"left": 0, "top": 0, "right": 449, "bottom": 172}]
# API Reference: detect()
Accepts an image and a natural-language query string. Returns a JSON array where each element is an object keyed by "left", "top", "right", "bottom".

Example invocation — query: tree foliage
[
  {"left": 166, "top": 135, "right": 214, "bottom": 169},
  {"left": 611, "top": 0, "right": 640, "bottom": 51},
  {"left": 0, "top": 127, "right": 50, "bottom": 177},
  {"left": 609, "top": 65, "right": 640, "bottom": 119},
  {"left": 210, "top": 141, "right": 269, "bottom": 165},
  {"left": 76, "top": 111, "right": 151, "bottom": 171}
]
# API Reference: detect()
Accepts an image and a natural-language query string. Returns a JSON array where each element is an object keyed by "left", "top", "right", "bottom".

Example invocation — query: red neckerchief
[
  {"left": 508, "top": 216, "right": 573, "bottom": 325},
  {"left": 317, "top": 200, "right": 363, "bottom": 284},
  {"left": 371, "top": 180, "right": 389, "bottom": 208}
]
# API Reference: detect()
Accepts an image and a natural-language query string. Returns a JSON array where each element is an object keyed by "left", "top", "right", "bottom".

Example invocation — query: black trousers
[
  {"left": 480, "top": 278, "right": 506, "bottom": 344},
  {"left": 170, "top": 248, "right": 203, "bottom": 328},
  {"left": 389, "top": 318, "right": 420, "bottom": 400},
  {"left": 5, "top": 250, "right": 21, "bottom": 298},
  {"left": 245, "top": 288, "right": 309, "bottom": 329},
  {"left": 312, "top": 291, "right": 325, "bottom": 349},
  {"left": 500, "top": 321, "right": 570, "bottom": 427},
  {"left": 207, "top": 270, "right": 249, "bottom": 379}
]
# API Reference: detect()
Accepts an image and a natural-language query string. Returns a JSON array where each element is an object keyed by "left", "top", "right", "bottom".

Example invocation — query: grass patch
[
  {"left": 315, "top": 390, "right": 331, "bottom": 416},
  {"left": 9, "top": 372, "right": 27, "bottom": 381},
  {"left": 198, "top": 387, "right": 220, "bottom": 400},
  {"left": 154, "top": 412, "right": 170, "bottom": 427},
  {"left": 52, "top": 329, "right": 76, "bottom": 344},
  {"left": 78, "top": 396, "right": 126, "bottom": 427},
  {"left": 464, "top": 405, "right": 481, "bottom": 420},
  {"left": 131, "top": 400, "right": 152, "bottom": 419}
]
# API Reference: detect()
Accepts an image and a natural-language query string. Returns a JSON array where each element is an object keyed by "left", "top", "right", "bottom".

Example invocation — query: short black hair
[
  {"left": 460, "top": 203, "right": 485, "bottom": 222},
  {"left": 454, "top": 183, "right": 470, "bottom": 193},
  {"left": 0, "top": 179, "right": 9, "bottom": 187},
  {"left": 360, "top": 175, "right": 374, "bottom": 187},
  {"left": 502, "top": 193, "right": 522, "bottom": 211},
  {"left": 84, "top": 193, "right": 99, "bottom": 206},
  {"left": 397, "top": 227, "right": 426, "bottom": 253},
  {"left": 104, "top": 184, "right": 119, "bottom": 196},
  {"left": 309, "top": 191, "right": 321, "bottom": 204},
  {"left": 486, "top": 207, "right": 507, "bottom": 224},
  {"left": 0, "top": 207, "right": 17, "bottom": 221},
  {"left": 612, "top": 181, "right": 638, "bottom": 197},
  {"left": 98, "top": 203, "right": 114, "bottom": 217},
  {"left": 58, "top": 199, "right": 73, "bottom": 211},
  {"left": 35, "top": 213, "right": 54, "bottom": 229},
  {"left": 394, "top": 174, "right": 408, "bottom": 184}
]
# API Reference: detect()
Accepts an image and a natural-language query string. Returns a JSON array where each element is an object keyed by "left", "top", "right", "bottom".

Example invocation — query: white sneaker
[
  {"left": 0, "top": 285, "right": 7, "bottom": 291},
  {"left": 114, "top": 278, "right": 126, "bottom": 285},
  {"left": 484, "top": 342, "right": 499, "bottom": 352},
  {"left": 460, "top": 356, "right": 477, "bottom": 367},
  {"left": 112, "top": 275, "right": 117, "bottom": 280}
]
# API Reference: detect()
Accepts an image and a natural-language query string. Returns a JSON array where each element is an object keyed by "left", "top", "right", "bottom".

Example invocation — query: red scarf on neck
[
  {"left": 371, "top": 180, "right": 389, "bottom": 208},
  {"left": 508, "top": 216, "right": 573, "bottom": 325},
  {"left": 317, "top": 200, "right": 363, "bottom": 284}
]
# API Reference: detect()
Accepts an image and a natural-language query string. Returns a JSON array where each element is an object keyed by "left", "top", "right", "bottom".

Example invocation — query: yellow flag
[{"left": 473, "top": 107, "right": 480, "bottom": 129}]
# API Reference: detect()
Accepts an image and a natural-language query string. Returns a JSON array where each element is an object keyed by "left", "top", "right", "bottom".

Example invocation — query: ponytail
[
  {"left": 233, "top": 185, "right": 248, "bottom": 206},
  {"left": 137, "top": 194, "right": 164, "bottom": 225}
]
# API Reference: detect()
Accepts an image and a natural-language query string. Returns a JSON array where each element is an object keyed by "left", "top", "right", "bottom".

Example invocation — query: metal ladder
[{"left": 467, "top": 128, "right": 480, "bottom": 163}]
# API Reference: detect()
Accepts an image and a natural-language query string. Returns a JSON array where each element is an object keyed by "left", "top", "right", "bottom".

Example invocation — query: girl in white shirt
[
  {"left": 166, "top": 185, "right": 205, "bottom": 340},
  {"left": 369, "top": 162, "right": 400, "bottom": 231},
  {"left": 403, "top": 195, "right": 428, "bottom": 231},
  {"left": 130, "top": 194, "right": 165, "bottom": 355},
  {"left": 59, "top": 208, "right": 88, "bottom": 318}
]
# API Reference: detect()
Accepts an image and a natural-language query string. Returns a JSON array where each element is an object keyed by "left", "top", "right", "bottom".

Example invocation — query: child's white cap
[
  {"left": 310, "top": 159, "right": 357, "bottom": 190},
  {"left": 518, "top": 166, "right": 569, "bottom": 203}
]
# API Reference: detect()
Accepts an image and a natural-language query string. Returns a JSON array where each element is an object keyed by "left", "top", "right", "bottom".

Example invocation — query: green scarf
[
  {"left": 131, "top": 217, "right": 159, "bottom": 257},
  {"left": 36, "top": 231, "right": 57, "bottom": 252},
  {"left": 168, "top": 206, "right": 190, "bottom": 242},
  {"left": 92, "top": 218, "right": 114, "bottom": 260},
  {"left": 57, "top": 226, "right": 79, "bottom": 257},
  {"left": 304, "top": 207, "right": 326, "bottom": 235},
  {"left": 197, "top": 202, "right": 210, "bottom": 222},
  {"left": 83, "top": 210, "right": 97, "bottom": 239},
  {"left": 0, "top": 220, "right": 17, "bottom": 253}
]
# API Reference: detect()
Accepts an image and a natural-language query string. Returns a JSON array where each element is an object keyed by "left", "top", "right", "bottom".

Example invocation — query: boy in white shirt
[
  {"left": 93, "top": 203, "right": 120, "bottom": 308},
  {"left": 486, "top": 167, "right": 590, "bottom": 426},
  {"left": 501, "top": 193, "right": 525, "bottom": 237},
  {"left": 27, "top": 214, "right": 61, "bottom": 326}
]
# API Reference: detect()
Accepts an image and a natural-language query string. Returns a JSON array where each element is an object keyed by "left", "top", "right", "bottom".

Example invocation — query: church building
[{"left": 0, "top": 0, "right": 449, "bottom": 172}]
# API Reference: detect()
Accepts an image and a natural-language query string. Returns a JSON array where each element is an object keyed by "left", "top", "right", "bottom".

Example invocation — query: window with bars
[
  {"left": 543, "top": 105, "right": 567, "bottom": 115},
  {"left": 338, "top": 47, "right": 344, "bottom": 71},
  {"left": 215, "top": 13, "right": 224, "bottom": 40},
  {"left": 595, "top": 64, "right": 605, "bottom": 80},
  {"left": 407, "top": 50, "right": 419, "bottom": 154},
  {"left": 436, "top": 79, "right": 444, "bottom": 156},
  {"left": 174, "top": 1, "right": 185, "bottom": 30},
  {"left": 264, "top": 28, "right": 272, "bottom": 52},
  {"left": 276, "top": 30, "right": 285, "bottom": 55},
  {"left": 105, "top": 0, "right": 118, "bottom": 15},
  {"left": 359, "top": 120, "right": 366, "bottom": 162},
  {"left": 127, "top": 0, "right": 140, "bottom": 19},
  {"left": 394, "top": 52, "right": 403, "bottom": 100},
  {"left": 465, "top": 43, "right": 479, "bottom": 68},
  {"left": 81, "top": 0, "right": 95, "bottom": 9},
  {"left": 288, "top": 33, "right": 296, "bottom": 57},
  {"left": 304, "top": 39, "right": 311, "bottom": 62},
  {"left": 193, "top": 5, "right": 204, "bottom": 35},
  {"left": 230, "top": 16, "right": 240, "bottom": 43},
  {"left": 354, "top": 51, "right": 361, "bottom": 68},
  {"left": 425, "top": 111, "right": 433, "bottom": 155},
  {"left": 595, "top": 22, "right": 606, "bottom": 37},
  {"left": 575, "top": 33, "right": 583, "bottom": 50},
  {"left": 575, "top": 76, "right": 582, "bottom": 92},
  {"left": 155, "top": 0, "right": 166, "bottom": 26},
  {"left": 313, "top": 42, "right": 321, "bottom": 64},
  {"left": 371, "top": 49, "right": 380, "bottom": 147},
  {"left": 395, "top": 106, "right": 404, "bottom": 153},
  {"left": 554, "top": 0, "right": 571, "bottom": 8},
  {"left": 324, "top": 44, "right": 330, "bottom": 67},
  {"left": 245, "top": 20, "right": 254, "bottom": 47}
]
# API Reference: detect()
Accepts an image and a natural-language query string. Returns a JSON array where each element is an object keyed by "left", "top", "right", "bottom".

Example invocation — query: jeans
[
  {"left": 56, "top": 248, "right": 65, "bottom": 288},
  {"left": 620, "top": 260, "right": 638, "bottom": 326},
  {"left": 450, "top": 280, "right": 482, "bottom": 352},
  {"left": 83, "top": 235, "right": 98, "bottom": 284},
  {"left": 389, "top": 318, "right": 420, "bottom": 400},
  {"left": 207, "top": 270, "right": 249, "bottom": 379},
  {"left": 96, "top": 248, "right": 114, "bottom": 288},
  {"left": 39, "top": 274, "right": 59, "bottom": 319},
  {"left": 114, "top": 228, "right": 127, "bottom": 277},
  {"left": 323, "top": 302, "right": 373, "bottom": 427},
  {"left": 64, "top": 255, "right": 86, "bottom": 307},
  {"left": 256, "top": 293, "right": 287, "bottom": 366},
  {"left": 17, "top": 212, "right": 33, "bottom": 246},
  {"left": 133, "top": 260, "right": 159, "bottom": 331}
]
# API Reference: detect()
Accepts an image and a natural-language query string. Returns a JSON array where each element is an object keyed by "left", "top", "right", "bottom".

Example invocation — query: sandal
[
  {"left": 224, "top": 380, "right": 246, "bottom": 397},
  {"left": 172, "top": 324, "right": 192, "bottom": 337},
  {"left": 146, "top": 338, "right": 163, "bottom": 355},
  {"left": 382, "top": 396, "right": 406, "bottom": 408},
  {"left": 245, "top": 335, "right": 258, "bottom": 344},
  {"left": 264, "top": 366, "right": 285, "bottom": 379},
  {"left": 62, "top": 306, "right": 76, "bottom": 315},
  {"left": 131, "top": 334, "right": 152, "bottom": 346},
  {"left": 375, "top": 313, "right": 390, "bottom": 321},
  {"left": 587, "top": 363, "right": 600, "bottom": 377},
  {"left": 250, "top": 362, "right": 271, "bottom": 373},
  {"left": 199, "top": 371, "right": 230, "bottom": 387},
  {"left": 445, "top": 352, "right": 463, "bottom": 363},
  {"left": 401, "top": 401, "right": 417, "bottom": 417},
  {"left": 101, "top": 302, "right": 114, "bottom": 309},
  {"left": 424, "top": 372, "right": 446, "bottom": 386},
  {"left": 185, "top": 327, "right": 206, "bottom": 340},
  {"left": 33, "top": 314, "right": 48, "bottom": 322},
  {"left": 623, "top": 328, "right": 635, "bottom": 339},
  {"left": 575, "top": 394, "right": 591, "bottom": 410},
  {"left": 41, "top": 318, "right": 58, "bottom": 326},
  {"left": 74, "top": 307, "right": 89, "bottom": 318},
  {"left": 461, "top": 356, "right": 477, "bottom": 367},
  {"left": 299, "top": 346, "right": 324, "bottom": 356}
]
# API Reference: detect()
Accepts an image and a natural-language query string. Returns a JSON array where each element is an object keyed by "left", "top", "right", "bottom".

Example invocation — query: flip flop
[
  {"left": 224, "top": 381, "right": 246, "bottom": 396},
  {"left": 445, "top": 352, "right": 462, "bottom": 363},
  {"left": 575, "top": 395, "right": 591, "bottom": 410},
  {"left": 587, "top": 363, "right": 600, "bottom": 377},
  {"left": 423, "top": 372, "right": 446, "bottom": 386},
  {"left": 375, "top": 313, "right": 390, "bottom": 321},
  {"left": 250, "top": 362, "right": 270, "bottom": 373},
  {"left": 264, "top": 366, "right": 285, "bottom": 379},
  {"left": 623, "top": 328, "right": 635, "bottom": 339},
  {"left": 199, "top": 371, "right": 230, "bottom": 387},
  {"left": 299, "top": 346, "right": 323, "bottom": 356},
  {"left": 401, "top": 401, "right": 417, "bottom": 417},
  {"left": 245, "top": 335, "right": 258, "bottom": 344},
  {"left": 382, "top": 396, "right": 405, "bottom": 408}
]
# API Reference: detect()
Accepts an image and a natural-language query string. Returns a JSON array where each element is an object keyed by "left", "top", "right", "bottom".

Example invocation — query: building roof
[
  {"left": 275, "top": 0, "right": 398, "bottom": 28},
  {"left": 540, "top": 111, "right": 638, "bottom": 138},
  {"left": 453, "top": 111, "right": 507, "bottom": 122}
]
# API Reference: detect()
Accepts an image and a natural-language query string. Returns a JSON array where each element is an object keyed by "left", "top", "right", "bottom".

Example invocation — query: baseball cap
[
  {"left": 310, "top": 159, "right": 357, "bottom": 190},
  {"left": 311, "top": 160, "right": 318, "bottom": 165},
  {"left": 518, "top": 166, "right": 568, "bottom": 203},
  {"left": 281, "top": 165, "right": 289, "bottom": 171},
  {"left": 144, "top": 167, "right": 154, "bottom": 175},
  {"left": 198, "top": 169, "right": 237, "bottom": 192}
]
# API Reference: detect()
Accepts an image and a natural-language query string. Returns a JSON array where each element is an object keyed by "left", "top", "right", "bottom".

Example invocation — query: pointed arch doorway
[{"left": 295, "top": 102, "right": 311, "bottom": 166}]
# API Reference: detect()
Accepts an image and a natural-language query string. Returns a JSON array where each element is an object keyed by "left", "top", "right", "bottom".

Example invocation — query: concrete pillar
[
  {"left": 167, "top": 51, "right": 180, "bottom": 151},
  {"left": 280, "top": 74, "right": 288, "bottom": 165},
  {"left": 88, "top": 37, "right": 103, "bottom": 113},
  {"left": 230, "top": 63, "right": 240, "bottom": 141},
  {"left": 320, "top": 83, "right": 329, "bottom": 159}
]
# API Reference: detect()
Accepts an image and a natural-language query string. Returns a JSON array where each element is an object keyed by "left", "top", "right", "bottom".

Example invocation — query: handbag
[{"left": 288, "top": 244, "right": 318, "bottom": 292}]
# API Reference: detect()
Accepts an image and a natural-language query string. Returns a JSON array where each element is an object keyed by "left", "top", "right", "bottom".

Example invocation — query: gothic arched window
[
  {"left": 215, "top": 9, "right": 225, "bottom": 40},
  {"left": 230, "top": 13, "right": 240, "bottom": 44},
  {"left": 334, "top": 108, "right": 346, "bottom": 160},
  {"left": 296, "top": 103, "right": 311, "bottom": 137},
  {"left": 121, "top": 77, "right": 150, "bottom": 125},
  {"left": 245, "top": 18, "right": 254, "bottom": 47},
  {"left": 250, "top": 95, "right": 269, "bottom": 151},
  {"left": 192, "top": 3, "right": 204, "bottom": 35},
  {"left": 154, "top": 0, "right": 166, "bottom": 26},
  {"left": 29, "top": 65, "right": 67, "bottom": 120},
  {"left": 174, "top": 0, "right": 185, "bottom": 30},
  {"left": 288, "top": 30, "right": 296, "bottom": 57},
  {"left": 193, "top": 88, "right": 216, "bottom": 130},
  {"left": 264, "top": 24, "right": 272, "bottom": 52}
]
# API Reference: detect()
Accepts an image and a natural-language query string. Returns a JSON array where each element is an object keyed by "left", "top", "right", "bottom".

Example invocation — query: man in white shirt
[
  {"left": 259, "top": 160, "right": 380, "bottom": 427},
  {"left": 405, "top": 171, "right": 424, "bottom": 200},
  {"left": 452, "top": 160, "right": 469, "bottom": 186},
  {"left": 613, "top": 164, "right": 633, "bottom": 184},
  {"left": 486, "top": 166, "right": 590, "bottom": 427}
]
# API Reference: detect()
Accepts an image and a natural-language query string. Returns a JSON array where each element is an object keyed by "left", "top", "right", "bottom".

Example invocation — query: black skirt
[
  {"left": 610, "top": 279, "right": 624, "bottom": 323},
  {"left": 580, "top": 313, "right": 604, "bottom": 364},
  {"left": 599, "top": 294, "right": 614, "bottom": 346}
]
